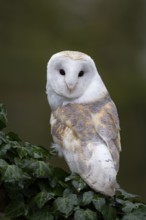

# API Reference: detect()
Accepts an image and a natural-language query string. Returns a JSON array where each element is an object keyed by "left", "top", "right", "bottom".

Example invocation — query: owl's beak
[
  {"left": 65, "top": 76, "right": 77, "bottom": 91},
  {"left": 66, "top": 83, "right": 76, "bottom": 91}
]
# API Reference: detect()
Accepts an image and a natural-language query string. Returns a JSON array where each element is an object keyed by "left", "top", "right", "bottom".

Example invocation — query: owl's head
[{"left": 46, "top": 51, "right": 107, "bottom": 109}]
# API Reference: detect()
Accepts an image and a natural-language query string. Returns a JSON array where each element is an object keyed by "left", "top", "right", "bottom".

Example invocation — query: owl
[{"left": 46, "top": 51, "right": 121, "bottom": 196}]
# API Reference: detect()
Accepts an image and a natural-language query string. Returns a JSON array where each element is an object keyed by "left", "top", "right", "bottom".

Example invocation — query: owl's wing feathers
[
  {"left": 92, "top": 100, "right": 121, "bottom": 171},
  {"left": 51, "top": 96, "right": 121, "bottom": 196}
]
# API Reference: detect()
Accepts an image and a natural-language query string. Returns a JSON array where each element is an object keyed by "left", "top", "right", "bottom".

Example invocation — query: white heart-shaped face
[
  {"left": 46, "top": 51, "right": 107, "bottom": 109},
  {"left": 47, "top": 56, "right": 95, "bottom": 99}
]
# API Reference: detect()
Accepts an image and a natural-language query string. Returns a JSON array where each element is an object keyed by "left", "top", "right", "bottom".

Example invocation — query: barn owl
[{"left": 46, "top": 51, "right": 121, "bottom": 196}]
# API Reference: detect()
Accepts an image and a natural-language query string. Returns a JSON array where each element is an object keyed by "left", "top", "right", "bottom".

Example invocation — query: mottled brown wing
[{"left": 92, "top": 100, "right": 121, "bottom": 171}]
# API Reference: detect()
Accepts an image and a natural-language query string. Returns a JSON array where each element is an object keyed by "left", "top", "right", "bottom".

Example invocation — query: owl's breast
[
  {"left": 50, "top": 106, "right": 97, "bottom": 174},
  {"left": 51, "top": 103, "right": 101, "bottom": 144}
]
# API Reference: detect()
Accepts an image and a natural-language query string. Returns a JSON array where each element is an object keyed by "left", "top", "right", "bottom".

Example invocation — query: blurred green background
[{"left": 0, "top": 0, "right": 146, "bottom": 200}]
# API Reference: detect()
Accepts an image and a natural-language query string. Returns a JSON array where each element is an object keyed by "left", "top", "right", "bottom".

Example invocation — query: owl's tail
[{"left": 80, "top": 143, "right": 118, "bottom": 197}]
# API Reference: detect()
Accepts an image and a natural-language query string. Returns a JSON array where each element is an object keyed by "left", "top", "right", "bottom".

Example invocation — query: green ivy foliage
[{"left": 0, "top": 104, "right": 146, "bottom": 220}]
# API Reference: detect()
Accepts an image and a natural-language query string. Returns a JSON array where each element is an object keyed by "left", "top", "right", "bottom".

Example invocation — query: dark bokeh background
[{"left": 0, "top": 0, "right": 146, "bottom": 200}]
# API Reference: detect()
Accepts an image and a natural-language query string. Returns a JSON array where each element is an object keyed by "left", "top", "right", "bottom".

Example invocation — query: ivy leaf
[
  {"left": 72, "top": 179, "right": 87, "bottom": 192},
  {"left": 74, "top": 208, "right": 97, "bottom": 220},
  {"left": 92, "top": 196, "right": 117, "bottom": 219},
  {"left": 122, "top": 205, "right": 146, "bottom": 220},
  {"left": 0, "top": 144, "right": 12, "bottom": 158},
  {"left": 32, "top": 161, "right": 52, "bottom": 178},
  {"left": 81, "top": 191, "right": 94, "bottom": 205},
  {"left": 22, "top": 159, "right": 52, "bottom": 178},
  {"left": 92, "top": 195, "right": 106, "bottom": 213},
  {"left": 50, "top": 167, "right": 68, "bottom": 188},
  {"left": 16, "top": 146, "right": 29, "bottom": 159},
  {"left": 122, "top": 200, "right": 143, "bottom": 213},
  {"left": 116, "top": 189, "right": 138, "bottom": 199},
  {"left": 0, "top": 131, "right": 6, "bottom": 145},
  {"left": 54, "top": 194, "right": 78, "bottom": 217},
  {"left": 115, "top": 198, "right": 146, "bottom": 215},
  {"left": 32, "top": 191, "right": 55, "bottom": 208},
  {"left": 25, "top": 142, "right": 50, "bottom": 159},
  {"left": 65, "top": 173, "right": 87, "bottom": 191},
  {"left": 102, "top": 204, "right": 117, "bottom": 220},
  {"left": 2, "top": 164, "right": 30, "bottom": 184},
  {"left": 0, "top": 104, "right": 7, "bottom": 130},
  {"left": 6, "top": 132, "right": 21, "bottom": 142},
  {"left": 63, "top": 188, "right": 74, "bottom": 196},
  {"left": 122, "top": 214, "right": 141, "bottom": 220},
  {"left": 5, "top": 201, "right": 28, "bottom": 218},
  {"left": 0, "top": 159, "right": 8, "bottom": 170}
]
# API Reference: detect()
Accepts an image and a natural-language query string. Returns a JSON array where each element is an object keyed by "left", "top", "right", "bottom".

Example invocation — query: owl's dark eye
[
  {"left": 59, "top": 69, "right": 65, "bottom": 75},
  {"left": 78, "top": 70, "right": 84, "bottom": 77}
]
